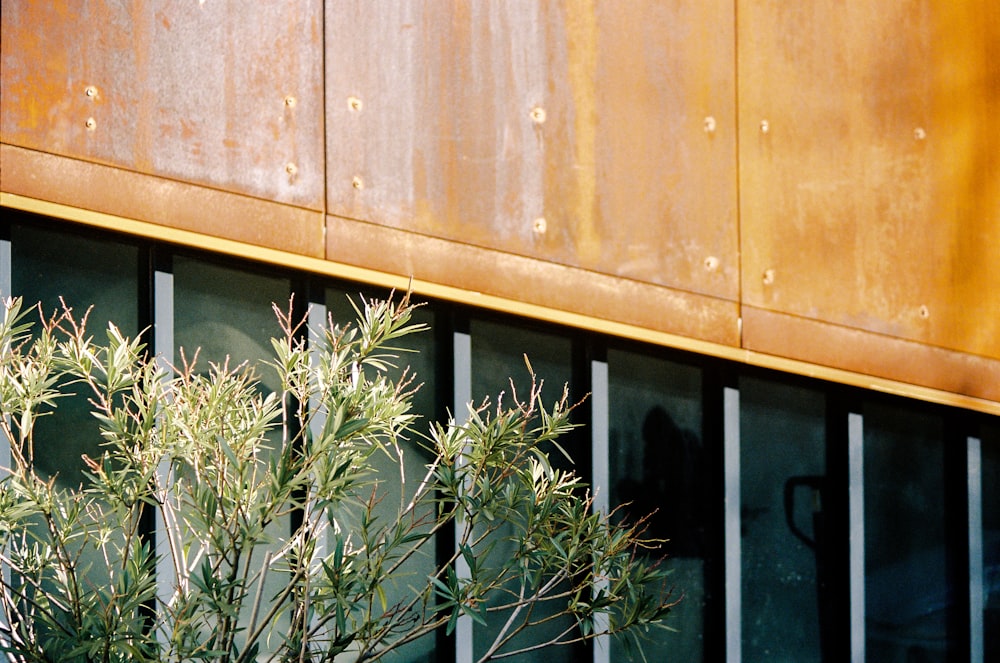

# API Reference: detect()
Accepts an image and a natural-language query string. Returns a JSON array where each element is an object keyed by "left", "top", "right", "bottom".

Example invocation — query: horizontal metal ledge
[
  {"left": 3, "top": 189, "right": 1000, "bottom": 417},
  {"left": 0, "top": 144, "right": 325, "bottom": 258},
  {"left": 742, "top": 305, "right": 1000, "bottom": 406}
]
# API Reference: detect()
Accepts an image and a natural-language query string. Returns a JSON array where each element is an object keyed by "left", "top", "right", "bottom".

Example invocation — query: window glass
[
  {"left": 9, "top": 223, "right": 140, "bottom": 643},
  {"left": 739, "top": 376, "right": 825, "bottom": 662},
  {"left": 981, "top": 422, "right": 1000, "bottom": 660},
  {"left": 174, "top": 256, "right": 288, "bottom": 395},
  {"left": 469, "top": 319, "right": 576, "bottom": 663},
  {"left": 863, "top": 401, "right": 955, "bottom": 662},
  {"left": 11, "top": 223, "right": 139, "bottom": 485},
  {"left": 326, "top": 287, "right": 439, "bottom": 663},
  {"left": 608, "top": 349, "right": 704, "bottom": 661},
  {"left": 173, "top": 256, "right": 291, "bottom": 655}
]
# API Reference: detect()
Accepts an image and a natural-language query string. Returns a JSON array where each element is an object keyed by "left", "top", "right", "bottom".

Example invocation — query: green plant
[{"left": 0, "top": 293, "right": 676, "bottom": 662}]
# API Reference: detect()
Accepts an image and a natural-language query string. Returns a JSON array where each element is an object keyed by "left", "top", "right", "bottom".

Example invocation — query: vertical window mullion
[
  {"left": 589, "top": 359, "right": 609, "bottom": 663},
  {"left": 723, "top": 386, "right": 740, "bottom": 663},
  {"left": 453, "top": 331, "right": 473, "bottom": 663},
  {"left": 0, "top": 234, "right": 10, "bottom": 479},
  {"left": 0, "top": 233, "right": 11, "bottom": 614},
  {"left": 969, "top": 435, "right": 983, "bottom": 663},
  {"left": 306, "top": 300, "right": 328, "bottom": 444},
  {"left": 848, "top": 412, "right": 865, "bottom": 663},
  {"left": 152, "top": 259, "right": 175, "bottom": 615},
  {"left": 306, "top": 298, "right": 329, "bottom": 612},
  {"left": 0, "top": 234, "right": 10, "bottom": 305}
]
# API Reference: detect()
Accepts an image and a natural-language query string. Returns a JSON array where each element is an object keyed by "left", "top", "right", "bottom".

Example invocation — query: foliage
[{"left": 0, "top": 293, "right": 677, "bottom": 662}]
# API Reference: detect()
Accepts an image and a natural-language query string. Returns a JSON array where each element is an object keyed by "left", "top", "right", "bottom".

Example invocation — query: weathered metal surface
[
  {"left": 0, "top": 1, "right": 324, "bottom": 210},
  {"left": 1, "top": 145, "right": 324, "bottom": 257},
  {"left": 325, "top": 0, "right": 738, "bottom": 301},
  {"left": 326, "top": 213, "right": 741, "bottom": 347},
  {"left": 738, "top": 1, "right": 1000, "bottom": 360},
  {"left": 3, "top": 0, "right": 999, "bottom": 406},
  {"left": 742, "top": 306, "right": 1000, "bottom": 404}
]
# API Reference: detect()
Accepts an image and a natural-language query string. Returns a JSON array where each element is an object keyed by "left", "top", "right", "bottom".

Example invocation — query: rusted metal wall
[
  {"left": 1, "top": 1, "right": 325, "bottom": 210},
  {"left": 739, "top": 1, "right": 1000, "bottom": 367},
  {"left": 326, "top": 0, "right": 737, "bottom": 302},
  {"left": 2, "top": 1, "right": 999, "bottom": 403}
]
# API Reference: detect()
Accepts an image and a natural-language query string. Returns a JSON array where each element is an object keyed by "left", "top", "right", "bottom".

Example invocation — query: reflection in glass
[
  {"left": 982, "top": 424, "right": 1000, "bottom": 660},
  {"left": 326, "top": 288, "right": 439, "bottom": 663},
  {"left": 174, "top": 256, "right": 291, "bottom": 655},
  {"left": 470, "top": 320, "right": 575, "bottom": 663},
  {"left": 864, "top": 401, "right": 954, "bottom": 662},
  {"left": 608, "top": 349, "right": 703, "bottom": 662},
  {"left": 174, "top": 256, "right": 288, "bottom": 395},
  {"left": 739, "top": 377, "right": 825, "bottom": 662},
  {"left": 10, "top": 223, "right": 140, "bottom": 640},
  {"left": 11, "top": 224, "right": 139, "bottom": 486}
]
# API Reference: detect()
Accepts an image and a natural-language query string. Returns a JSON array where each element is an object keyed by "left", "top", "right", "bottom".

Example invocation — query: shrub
[{"left": 0, "top": 294, "right": 676, "bottom": 662}]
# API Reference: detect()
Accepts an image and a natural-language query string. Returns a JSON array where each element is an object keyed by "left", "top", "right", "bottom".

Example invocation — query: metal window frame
[
  {"left": 591, "top": 359, "right": 610, "bottom": 663},
  {"left": 724, "top": 386, "right": 741, "bottom": 663},
  {"left": 2, "top": 220, "right": 994, "bottom": 663},
  {"left": 153, "top": 265, "right": 176, "bottom": 613},
  {"left": 968, "top": 436, "right": 983, "bottom": 663},
  {"left": 453, "top": 331, "right": 473, "bottom": 663},
  {"left": 848, "top": 412, "right": 865, "bottom": 663}
]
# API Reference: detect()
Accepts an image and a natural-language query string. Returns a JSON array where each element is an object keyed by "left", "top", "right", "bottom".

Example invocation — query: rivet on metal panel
[
  {"left": 533, "top": 217, "right": 547, "bottom": 234},
  {"left": 704, "top": 256, "right": 719, "bottom": 271},
  {"left": 760, "top": 120, "right": 770, "bottom": 134},
  {"left": 284, "top": 95, "right": 297, "bottom": 108},
  {"left": 85, "top": 117, "right": 97, "bottom": 131},
  {"left": 285, "top": 162, "right": 298, "bottom": 177},
  {"left": 530, "top": 107, "right": 546, "bottom": 124},
  {"left": 352, "top": 176, "right": 364, "bottom": 190},
  {"left": 348, "top": 96, "right": 363, "bottom": 112},
  {"left": 762, "top": 268, "right": 775, "bottom": 285},
  {"left": 919, "top": 304, "right": 930, "bottom": 318},
  {"left": 85, "top": 85, "right": 98, "bottom": 99},
  {"left": 704, "top": 116, "right": 716, "bottom": 134},
  {"left": 913, "top": 127, "right": 927, "bottom": 141}
]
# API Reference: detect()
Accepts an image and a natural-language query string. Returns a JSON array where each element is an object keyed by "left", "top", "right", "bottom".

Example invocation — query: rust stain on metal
[
  {"left": 1, "top": 2, "right": 324, "bottom": 209},
  {"left": 3, "top": 1, "right": 995, "bottom": 400},
  {"left": 326, "top": 213, "right": 741, "bottom": 348},
  {"left": 738, "top": 0, "right": 1000, "bottom": 360},
  {"left": 1, "top": 145, "right": 324, "bottom": 258},
  {"left": 325, "top": 0, "right": 739, "bottom": 302},
  {"left": 743, "top": 306, "right": 1000, "bottom": 403},
  {"left": 563, "top": 0, "right": 601, "bottom": 265}
]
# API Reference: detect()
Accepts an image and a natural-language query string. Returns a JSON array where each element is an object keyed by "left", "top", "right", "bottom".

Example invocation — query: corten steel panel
[
  {"left": 738, "top": 1, "right": 1000, "bottom": 360},
  {"left": 1, "top": 1, "right": 324, "bottom": 211},
  {"left": 325, "top": 1, "right": 738, "bottom": 302},
  {"left": 2, "top": 145, "right": 324, "bottom": 258},
  {"left": 325, "top": 213, "right": 741, "bottom": 348},
  {"left": 742, "top": 306, "right": 1000, "bottom": 404}
]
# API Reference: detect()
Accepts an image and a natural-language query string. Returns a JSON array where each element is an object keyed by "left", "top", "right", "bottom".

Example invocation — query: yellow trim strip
[{"left": 4, "top": 191, "right": 1000, "bottom": 416}]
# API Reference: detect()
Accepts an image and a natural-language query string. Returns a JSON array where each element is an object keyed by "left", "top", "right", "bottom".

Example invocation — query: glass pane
[
  {"left": 174, "top": 256, "right": 288, "bottom": 395},
  {"left": 326, "top": 287, "right": 439, "bottom": 663},
  {"left": 608, "top": 349, "right": 704, "bottom": 662},
  {"left": 11, "top": 223, "right": 139, "bottom": 486},
  {"left": 864, "top": 401, "right": 954, "bottom": 662},
  {"left": 469, "top": 320, "right": 575, "bottom": 663},
  {"left": 173, "top": 256, "right": 291, "bottom": 655},
  {"left": 739, "top": 377, "right": 825, "bottom": 662},
  {"left": 982, "top": 422, "right": 1000, "bottom": 661},
  {"left": 470, "top": 320, "right": 571, "bottom": 417}
]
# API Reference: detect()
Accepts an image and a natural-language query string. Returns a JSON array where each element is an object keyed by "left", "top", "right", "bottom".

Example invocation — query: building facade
[{"left": 1, "top": 3, "right": 998, "bottom": 661}]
